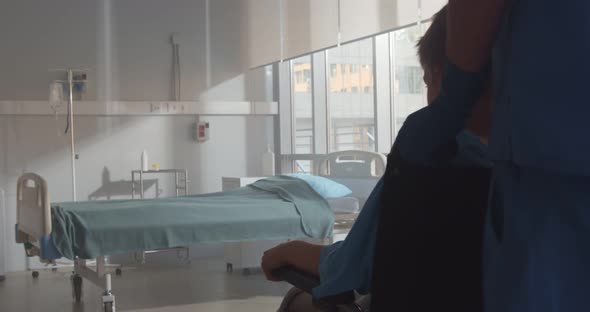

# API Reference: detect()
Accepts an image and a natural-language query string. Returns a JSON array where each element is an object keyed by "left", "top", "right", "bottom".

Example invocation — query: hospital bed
[
  {"left": 14, "top": 174, "right": 335, "bottom": 312},
  {"left": 223, "top": 150, "right": 386, "bottom": 272},
  {"left": 316, "top": 150, "right": 386, "bottom": 234}
]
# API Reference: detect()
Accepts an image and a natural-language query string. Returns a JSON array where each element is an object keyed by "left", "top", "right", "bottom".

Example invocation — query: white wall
[
  {"left": 109, "top": 0, "right": 208, "bottom": 101},
  {"left": 0, "top": 0, "right": 277, "bottom": 272},
  {"left": 0, "top": 1, "right": 99, "bottom": 100},
  {"left": 205, "top": 0, "right": 445, "bottom": 69},
  {"left": 0, "top": 187, "right": 5, "bottom": 277},
  {"left": 0, "top": 0, "right": 207, "bottom": 101},
  {"left": 282, "top": 0, "right": 339, "bottom": 60}
]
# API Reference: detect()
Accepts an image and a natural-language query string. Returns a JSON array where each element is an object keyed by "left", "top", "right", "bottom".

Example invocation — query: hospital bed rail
[
  {"left": 15, "top": 173, "right": 116, "bottom": 312},
  {"left": 316, "top": 150, "right": 386, "bottom": 178}
]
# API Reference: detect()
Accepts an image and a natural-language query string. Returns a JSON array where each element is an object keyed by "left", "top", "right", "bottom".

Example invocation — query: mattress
[
  {"left": 326, "top": 197, "right": 360, "bottom": 214},
  {"left": 327, "top": 177, "right": 381, "bottom": 207},
  {"left": 49, "top": 176, "right": 335, "bottom": 260}
]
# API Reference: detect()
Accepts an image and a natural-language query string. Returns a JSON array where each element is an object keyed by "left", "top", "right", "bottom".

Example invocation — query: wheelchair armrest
[
  {"left": 272, "top": 265, "right": 357, "bottom": 307},
  {"left": 272, "top": 265, "right": 320, "bottom": 293}
]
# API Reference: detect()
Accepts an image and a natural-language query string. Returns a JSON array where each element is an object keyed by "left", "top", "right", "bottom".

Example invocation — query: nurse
[{"left": 399, "top": 1, "right": 590, "bottom": 311}]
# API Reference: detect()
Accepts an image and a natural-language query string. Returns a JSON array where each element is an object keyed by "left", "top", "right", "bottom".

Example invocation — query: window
[
  {"left": 293, "top": 62, "right": 312, "bottom": 93},
  {"left": 396, "top": 66, "right": 423, "bottom": 94},
  {"left": 291, "top": 55, "right": 314, "bottom": 154},
  {"left": 280, "top": 22, "right": 434, "bottom": 172},
  {"left": 327, "top": 38, "right": 376, "bottom": 152},
  {"left": 295, "top": 160, "right": 313, "bottom": 174},
  {"left": 303, "top": 69, "right": 311, "bottom": 83},
  {"left": 330, "top": 64, "right": 338, "bottom": 78},
  {"left": 391, "top": 23, "right": 430, "bottom": 135},
  {"left": 332, "top": 126, "right": 375, "bottom": 151}
]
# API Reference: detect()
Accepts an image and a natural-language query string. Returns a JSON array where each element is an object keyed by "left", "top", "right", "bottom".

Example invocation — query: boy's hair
[{"left": 417, "top": 6, "right": 448, "bottom": 70}]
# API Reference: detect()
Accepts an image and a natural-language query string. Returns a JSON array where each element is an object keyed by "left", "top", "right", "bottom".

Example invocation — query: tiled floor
[{"left": 0, "top": 258, "right": 291, "bottom": 312}]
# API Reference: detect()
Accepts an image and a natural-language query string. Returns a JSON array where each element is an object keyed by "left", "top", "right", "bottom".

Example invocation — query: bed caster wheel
[
  {"left": 102, "top": 288, "right": 116, "bottom": 312},
  {"left": 242, "top": 268, "right": 251, "bottom": 276},
  {"left": 115, "top": 268, "right": 122, "bottom": 276},
  {"left": 226, "top": 263, "right": 233, "bottom": 273},
  {"left": 103, "top": 302, "right": 114, "bottom": 312},
  {"left": 32, "top": 271, "right": 39, "bottom": 278},
  {"left": 71, "top": 274, "right": 83, "bottom": 303},
  {"left": 52, "top": 268, "right": 58, "bottom": 273},
  {"left": 0, "top": 275, "right": 6, "bottom": 282}
]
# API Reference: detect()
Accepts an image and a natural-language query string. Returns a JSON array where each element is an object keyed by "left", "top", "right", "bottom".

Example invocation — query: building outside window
[
  {"left": 327, "top": 38, "right": 376, "bottom": 152},
  {"left": 291, "top": 55, "right": 314, "bottom": 173},
  {"left": 283, "top": 22, "right": 433, "bottom": 173},
  {"left": 391, "top": 23, "right": 430, "bottom": 135}
]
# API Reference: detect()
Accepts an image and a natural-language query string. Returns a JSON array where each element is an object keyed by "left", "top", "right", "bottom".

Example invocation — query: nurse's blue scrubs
[
  {"left": 483, "top": 1, "right": 590, "bottom": 310},
  {"left": 399, "top": 0, "right": 590, "bottom": 305},
  {"left": 484, "top": 164, "right": 590, "bottom": 312}
]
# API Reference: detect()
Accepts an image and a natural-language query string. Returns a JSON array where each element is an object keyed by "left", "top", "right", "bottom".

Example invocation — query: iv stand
[
  {"left": 67, "top": 69, "right": 77, "bottom": 202},
  {"left": 51, "top": 68, "right": 87, "bottom": 202}
]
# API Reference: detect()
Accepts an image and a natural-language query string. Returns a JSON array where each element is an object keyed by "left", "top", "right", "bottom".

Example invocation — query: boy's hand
[
  {"left": 261, "top": 243, "right": 291, "bottom": 282},
  {"left": 261, "top": 241, "right": 324, "bottom": 282}
]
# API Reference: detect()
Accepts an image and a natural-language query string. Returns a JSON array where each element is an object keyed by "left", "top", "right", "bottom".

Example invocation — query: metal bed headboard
[
  {"left": 16, "top": 173, "right": 51, "bottom": 242},
  {"left": 315, "top": 151, "right": 386, "bottom": 208},
  {"left": 316, "top": 150, "right": 387, "bottom": 179}
]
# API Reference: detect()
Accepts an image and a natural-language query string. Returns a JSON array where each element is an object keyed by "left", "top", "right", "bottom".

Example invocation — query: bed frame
[
  {"left": 316, "top": 150, "right": 387, "bottom": 179},
  {"left": 318, "top": 150, "right": 386, "bottom": 231},
  {"left": 15, "top": 173, "right": 116, "bottom": 312}
]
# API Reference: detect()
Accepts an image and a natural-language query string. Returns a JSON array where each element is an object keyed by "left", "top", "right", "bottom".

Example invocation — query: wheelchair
[
  {"left": 273, "top": 266, "right": 369, "bottom": 312},
  {"left": 275, "top": 144, "right": 491, "bottom": 312}
]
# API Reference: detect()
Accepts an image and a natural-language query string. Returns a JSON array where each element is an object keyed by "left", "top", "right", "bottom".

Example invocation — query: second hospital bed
[{"left": 223, "top": 150, "right": 386, "bottom": 271}]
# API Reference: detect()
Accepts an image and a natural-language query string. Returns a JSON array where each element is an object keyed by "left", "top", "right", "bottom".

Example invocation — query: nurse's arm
[
  {"left": 394, "top": 0, "right": 506, "bottom": 164},
  {"left": 447, "top": 0, "right": 507, "bottom": 72}
]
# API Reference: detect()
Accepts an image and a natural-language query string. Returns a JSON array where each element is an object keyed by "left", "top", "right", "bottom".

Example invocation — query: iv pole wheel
[
  {"left": 103, "top": 302, "right": 114, "bottom": 312},
  {"left": 71, "top": 274, "right": 83, "bottom": 303}
]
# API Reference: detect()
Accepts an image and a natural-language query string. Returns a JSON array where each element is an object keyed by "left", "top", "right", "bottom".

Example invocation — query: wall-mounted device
[{"left": 193, "top": 117, "right": 210, "bottom": 142}]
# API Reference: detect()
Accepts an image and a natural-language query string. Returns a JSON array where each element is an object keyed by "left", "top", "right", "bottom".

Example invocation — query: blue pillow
[{"left": 286, "top": 174, "right": 352, "bottom": 198}]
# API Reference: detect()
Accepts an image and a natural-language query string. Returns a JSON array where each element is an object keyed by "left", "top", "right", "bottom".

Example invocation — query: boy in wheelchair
[{"left": 262, "top": 5, "right": 492, "bottom": 311}]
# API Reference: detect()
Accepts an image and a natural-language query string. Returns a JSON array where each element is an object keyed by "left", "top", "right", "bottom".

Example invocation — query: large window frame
[
  {"left": 279, "top": 21, "right": 430, "bottom": 175},
  {"left": 290, "top": 55, "right": 315, "bottom": 173},
  {"left": 326, "top": 37, "right": 377, "bottom": 154}
]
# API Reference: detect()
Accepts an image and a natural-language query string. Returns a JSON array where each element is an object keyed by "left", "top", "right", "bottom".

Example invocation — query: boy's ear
[{"left": 432, "top": 64, "right": 442, "bottom": 77}]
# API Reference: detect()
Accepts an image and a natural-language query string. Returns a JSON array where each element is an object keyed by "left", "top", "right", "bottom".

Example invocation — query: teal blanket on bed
[{"left": 51, "top": 176, "right": 334, "bottom": 260}]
